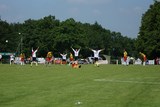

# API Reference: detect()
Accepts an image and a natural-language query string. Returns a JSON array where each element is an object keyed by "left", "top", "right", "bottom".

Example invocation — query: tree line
[{"left": 0, "top": 1, "right": 159, "bottom": 59}]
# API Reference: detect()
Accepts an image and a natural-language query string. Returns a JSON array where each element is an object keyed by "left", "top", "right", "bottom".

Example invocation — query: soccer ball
[{"left": 77, "top": 101, "right": 81, "bottom": 104}]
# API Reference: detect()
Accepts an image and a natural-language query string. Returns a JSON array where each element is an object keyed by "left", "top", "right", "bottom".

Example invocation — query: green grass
[{"left": 0, "top": 64, "right": 160, "bottom": 107}]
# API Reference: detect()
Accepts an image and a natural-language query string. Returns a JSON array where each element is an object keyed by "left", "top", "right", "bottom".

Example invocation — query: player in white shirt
[
  {"left": 10, "top": 54, "right": 15, "bottom": 65},
  {"left": 89, "top": 48, "right": 105, "bottom": 67},
  {"left": 0, "top": 54, "right": 2, "bottom": 64},
  {"left": 60, "top": 53, "right": 67, "bottom": 64},
  {"left": 71, "top": 47, "right": 81, "bottom": 61},
  {"left": 31, "top": 47, "right": 39, "bottom": 66}
]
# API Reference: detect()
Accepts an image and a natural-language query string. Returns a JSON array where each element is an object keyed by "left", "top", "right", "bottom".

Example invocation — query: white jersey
[
  {"left": 92, "top": 50, "right": 102, "bottom": 58},
  {"left": 32, "top": 49, "right": 37, "bottom": 57},
  {"left": 72, "top": 48, "right": 80, "bottom": 57},
  {"left": 10, "top": 55, "right": 14, "bottom": 61},
  {"left": 0, "top": 54, "right": 2, "bottom": 59},
  {"left": 61, "top": 54, "right": 67, "bottom": 60}
]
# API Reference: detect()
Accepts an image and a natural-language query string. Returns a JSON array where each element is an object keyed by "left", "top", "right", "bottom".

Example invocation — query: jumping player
[{"left": 89, "top": 48, "right": 105, "bottom": 67}]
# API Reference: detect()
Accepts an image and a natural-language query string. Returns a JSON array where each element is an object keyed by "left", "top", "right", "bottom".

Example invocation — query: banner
[{"left": 0, "top": 52, "right": 15, "bottom": 56}]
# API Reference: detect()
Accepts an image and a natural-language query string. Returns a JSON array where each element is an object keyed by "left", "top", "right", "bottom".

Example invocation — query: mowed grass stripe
[{"left": 0, "top": 64, "right": 160, "bottom": 107}]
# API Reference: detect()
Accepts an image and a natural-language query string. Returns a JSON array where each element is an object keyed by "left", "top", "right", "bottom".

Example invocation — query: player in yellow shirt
[
  {"left": 46, "top": 51, "right": 53, "bottom": 66},
  {"left": 139, "top": 52, "right": 147, "bottom": 66},
  {"left": 20, "top": 53, "right": 25, "bottom": 65},
  {"left": 123, "top": 49, "right": 128, "bottom": 65},
  {"left": 69, "top": 52, "right": 73, "bottom": 63}
]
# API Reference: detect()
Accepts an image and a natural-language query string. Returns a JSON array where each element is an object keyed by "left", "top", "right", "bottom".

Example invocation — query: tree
[
  {"left": 0, "top": 15, "right": 136, "bottom": 59},
  {"left": 136, "top": 1, "right": 160, "bottom": 59},
  {"left": 0, "top": 20, "right": 18, "bottom": 52}
]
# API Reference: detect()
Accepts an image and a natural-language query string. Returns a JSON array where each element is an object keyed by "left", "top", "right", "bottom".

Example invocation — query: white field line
[{"left": 94, "top": 79, "right": 160, "bottom": 85}]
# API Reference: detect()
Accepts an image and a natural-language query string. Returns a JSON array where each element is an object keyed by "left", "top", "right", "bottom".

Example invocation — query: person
[
  {"left": 89, "top": 48, "right": 105, "bottom": 67},
  {"left": 60, "top": 52, "right": 67, "bottom": 64},
  {"left": 123, "top": 49, "right": 128, "bottom": 65},
  {"left": 46, "top": 51, "right": 53, "bottom": 66},
  {"left": 71, "top": 47, "right": 81, "bottom": 61},
  {"left": 156, "top": 57, "right": 159, "bottom": 65},
  {"left": 69, "top": 52, "right": 74, "bottom": 65},
  {"left": 20, "top": 53, "right": 25, "bottom": 65},
  {"left": 31, "top": 47, "right": 39, "bottom": 66},
  {"left": 0, "top": 54, "right": 2, "bottom": 64},
  {"left": 10, "top": 54, "right": 15, "bottom": 65},
  {"left": 139, "top": 52, "right": 147, "bottom": 66},
  {"left": 72, "top": 60, "right": 81, "bottom": 68}
]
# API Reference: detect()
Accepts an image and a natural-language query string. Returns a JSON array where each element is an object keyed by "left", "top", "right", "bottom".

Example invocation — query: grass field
[{"left": 0, "top": 64, "right": 160, "bottom": 107}]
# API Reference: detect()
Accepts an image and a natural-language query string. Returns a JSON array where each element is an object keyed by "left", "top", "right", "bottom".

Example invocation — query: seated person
[{"left": 72, "top": 61, "right": 81, "bottom": 68}]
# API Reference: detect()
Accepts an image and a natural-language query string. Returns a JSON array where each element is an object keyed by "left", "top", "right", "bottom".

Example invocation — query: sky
[{"left": 0, "top": 0, "right": 155, "bottom": 38}]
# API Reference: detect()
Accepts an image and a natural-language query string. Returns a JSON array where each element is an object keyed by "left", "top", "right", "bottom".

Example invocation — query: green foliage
[
  {"left": 0, "top": 20, "right": 16, "bottom": 52},
  {"left": 136, "top": 1, "right": 160, "bottom": 59},
  {"left": 0, "top": 16, "right": 135, "bottom": 58}
]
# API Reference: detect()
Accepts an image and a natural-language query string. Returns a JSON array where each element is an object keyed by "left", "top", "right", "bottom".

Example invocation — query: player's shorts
[
  {"left": 21, "top": 58, "right": 24, "bottom": 62},
  {"left": 62, "top": 59, "right": 66, "bottom": 62},
  {"left": 75, "top": 56, "right": 78, "bottom": 61},
  {"left": 94, "top": 57, "right": 98, "bottom": 62},
  {"left": 124, "top": 56, "right": 127, "bottom": 62},
  {"left": 144, "top": 56, "right": 147, "bottom": 62},
  {"left": 47, "top": 57, "right": 52, "bottom": 62},
  {"left": 32, "top": 57, "right": 37, "bottom": 61}
]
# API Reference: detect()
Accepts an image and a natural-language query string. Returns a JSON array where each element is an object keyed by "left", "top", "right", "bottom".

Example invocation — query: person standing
[
  {"left": 20, "top": 53, "right": 25, "bottom": 65},
  {"left": 31, "top": 47, "right": 39, "bottom": 66},
  {"left": 68, "top": 52, "right": 74, "bottom": 65},
  {"left": 156, "top": 57, "right": 159, "bottom": 65},
  {"left": 10, "top": 54, "right": 15, "bottom": 65},
  {"left": 123, "top": 49, "right": 128, "bottom": 65},
  {"left": 46, "top": 51, "right": 53, "bottom": 66},
  {"left": 71, "top": 47, "right": 81, "bottom": 61},
  {"left": 139, "top": 52, "right": 147, "bottom": 66},
  {"left": 60, "top": 53, "right": 67, "bottom": 64},
  {"left": 0, "top": 54, "right": 2, "bottom": 64},
  {"left": 89, "top": 48, "right": 105, "bottom": 67}
]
